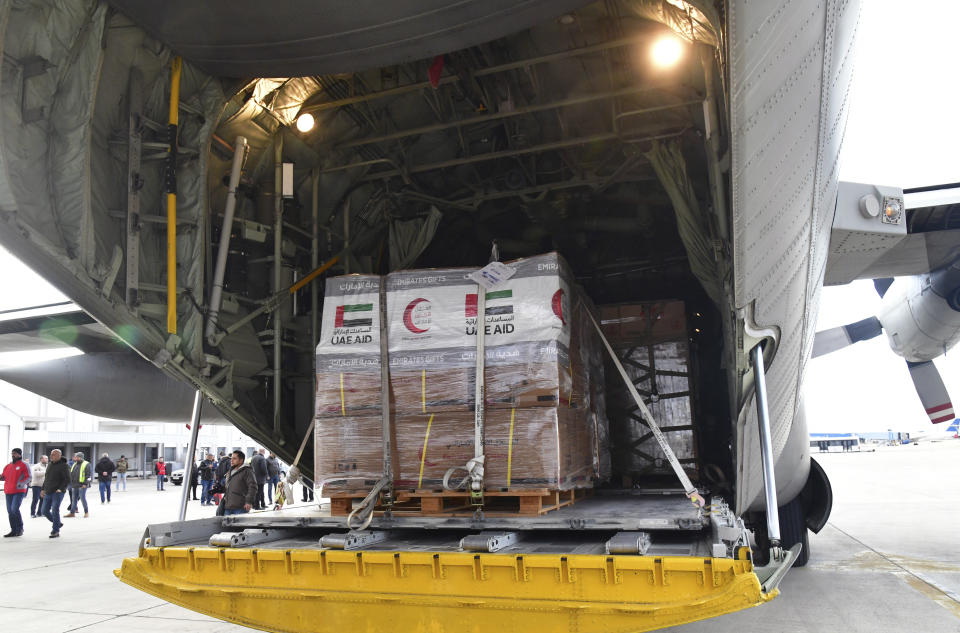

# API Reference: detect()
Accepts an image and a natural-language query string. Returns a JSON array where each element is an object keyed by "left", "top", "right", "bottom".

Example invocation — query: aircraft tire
[{"left": 779, "top": 496, "right": 810, "bottom": 567}]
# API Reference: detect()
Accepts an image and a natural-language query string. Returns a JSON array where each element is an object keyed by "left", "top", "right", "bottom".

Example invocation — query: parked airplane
[
  {"left": 0, "top": 0, "right": 957, "bottom": 631},
  {"left": 908, "top": 420, "right": 960, "bottom": 443}
]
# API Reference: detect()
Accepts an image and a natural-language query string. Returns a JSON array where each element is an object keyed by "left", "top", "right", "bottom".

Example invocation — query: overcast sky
[
  {"left": 1, "top": 1, "right": 958, "bottom": 432},
  {"left": 808, "top": 0, "right": 960, "bottom": 432}
]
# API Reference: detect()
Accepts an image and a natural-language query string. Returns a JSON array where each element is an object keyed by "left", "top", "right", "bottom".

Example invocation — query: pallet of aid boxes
[
  {"left": 314, "top": 253, "right": 609, "bottom": 506},
  {"left": 313, "top": 274, "right": 390, "bottom": 492},
  {"left": 598, "top": 300, "right": 698, "bottom": 485}
]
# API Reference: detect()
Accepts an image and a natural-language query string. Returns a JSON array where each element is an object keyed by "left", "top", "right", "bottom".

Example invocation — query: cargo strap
[
  {"left": 443, "top": 280, "right": 487, "bottom": 504},
  {"left": 587, "top": 311, "right": 705, "bottom": 508},
  {"left": 346, "top": 477, "right": 390, "bottom": 531},
  {"left": 442, "top": 456, "right": 485, "bottom": 492},
  {"left": 417, "top": 414, "right": 435, "bottom": 487},
  {"left": 470, "top": 279, "right": 486, "bottom": 503},
  {"left": 276, "top": 416, "right": 318, "bottom": 509},
  {"left": 377, "top": 279, "right": 394, "bottom": 504}
]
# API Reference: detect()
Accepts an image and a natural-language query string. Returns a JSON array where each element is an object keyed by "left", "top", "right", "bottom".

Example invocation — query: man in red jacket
[
  {"left": 1, "top": 448, "right": 32, "bottom": 537},
  {"left": 155, "top": 457, "right": 167, "bottom": 491}
]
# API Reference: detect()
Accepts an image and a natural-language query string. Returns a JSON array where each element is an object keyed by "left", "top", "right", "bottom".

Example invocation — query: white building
[{"left": 0, "top": 379, "right": 268, "bottom": 474}]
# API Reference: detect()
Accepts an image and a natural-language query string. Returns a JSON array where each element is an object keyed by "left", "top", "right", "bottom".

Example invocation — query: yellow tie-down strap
[
  {"left": 418, "top": 413, "right": 435, "bottom": 487},
  {"left": 116, "top": 547, "right": 776, "bottom": 633}
]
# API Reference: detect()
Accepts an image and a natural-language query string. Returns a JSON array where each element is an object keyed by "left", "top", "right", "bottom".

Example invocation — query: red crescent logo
[
  {"left": 403, "top": 298, "right": 430, "bottom": 333},
  {"left": 552, "top": 289, "right": 566, "bottom": 325}
]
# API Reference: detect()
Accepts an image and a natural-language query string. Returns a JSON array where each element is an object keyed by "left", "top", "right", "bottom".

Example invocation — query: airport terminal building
[{"left": 0, "top": 380, "right": 264, "bottom": 474}]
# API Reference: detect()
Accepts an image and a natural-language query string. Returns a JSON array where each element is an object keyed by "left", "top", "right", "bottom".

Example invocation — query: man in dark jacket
[
  {"left": 215, "top": 453, "right": 230, "bottom": 482},
  {"left": 213, "top": 452, "right": 230, "bottom": 505},
  {"left": 95, "top": 453, "right": 115, "bottom": 504},
  {"left": 301, "top": 475, "right": 315, "bottom": 502},
  {"left": 265, "top": 452, "right": 280, "bottom": 506},
  {"left": 40, "top": 449, "right": 70, "bottom": 538},
  {"left": 250, "top": 448, "right": 268, "bottom": 510},
  {"left": 198, "top": 454, "right": 216, "bottom": 506},
  {"left": 189, "top": 462, "right": 199, "bottom": 500},
  {"left": 221, "top": 450, "right": 257, "bottom": 515}
]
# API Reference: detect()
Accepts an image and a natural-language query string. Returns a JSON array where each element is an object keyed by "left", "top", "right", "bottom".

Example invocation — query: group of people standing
[
  {"left": 62, "top": 452, "right": 129, "bottom": 516},
  {"left": 2, "top": 448, "right": 131, "bottom": 538},
  {"left": 4, "top": 446, "right": 317, "bottom": 536},
  {"left": 188, "top": 448, "right": 282, "bottom": 513}
]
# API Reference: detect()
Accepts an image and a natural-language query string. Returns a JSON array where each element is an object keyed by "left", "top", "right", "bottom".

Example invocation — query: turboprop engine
[
  {"left": 812, "top": 258, "right": 960, "bottom": 424},
  {"left": 877, "top": 260, "right": 960, "bottom": 362}
]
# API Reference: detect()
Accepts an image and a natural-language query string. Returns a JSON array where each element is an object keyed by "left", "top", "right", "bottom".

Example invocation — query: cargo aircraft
[{"left": 1, "top": 0, "right": 958, "bottom": 631}]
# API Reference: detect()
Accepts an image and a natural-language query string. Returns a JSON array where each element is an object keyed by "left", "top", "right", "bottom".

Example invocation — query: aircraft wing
[
  {"left": 0, "top": 302, "right": 119, "bottom": 354},
  {"left": 824, "top": 183, "right": 960, "bottom": 285},
  {"left": 0, "top": 302, "right": 230, "bottom": 423},
  {"left": 854, "top": 229, "right": 960, "bottom": 280}
]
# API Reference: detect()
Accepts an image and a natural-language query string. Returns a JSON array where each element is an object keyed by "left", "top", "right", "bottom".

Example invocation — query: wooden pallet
[{"left": 328, "top": 487, "right": 589, "bottom": 517}]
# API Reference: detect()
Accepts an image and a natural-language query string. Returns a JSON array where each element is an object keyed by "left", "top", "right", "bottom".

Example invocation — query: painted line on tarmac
[
  {"left": 898, "top": 573, "right": 960, "bottom": 620},
  {"left": 0, "top": 549, "right": 135, "bottom": 575},
  {"left": 59, "top": 601, "right": 203, "bottom": 632},
  {"left": 829, "top": 522, "right": 960, "bottom": 618}
]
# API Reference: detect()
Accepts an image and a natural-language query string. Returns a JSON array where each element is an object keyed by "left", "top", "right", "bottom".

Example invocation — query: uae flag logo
[
  {"left": 465, "top": 289, "right": 513, "bottom": 316},
  {"left": 335, "top": 303, "right": 373, "bottom": 328}
]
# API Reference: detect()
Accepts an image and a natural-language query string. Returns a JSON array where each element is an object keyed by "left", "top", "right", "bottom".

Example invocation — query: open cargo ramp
[
  {"left": 118, "top": 546, "right": 772, "bottom": 633},
  {"left": 116, "top": 495, "right": 776, "bottom": 633}
]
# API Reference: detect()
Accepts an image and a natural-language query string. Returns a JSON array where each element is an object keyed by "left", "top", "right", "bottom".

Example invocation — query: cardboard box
[
  {"left": 315, "top": 275, "right": 384, "bottom": 419},
  {"left": 385, "top": 253, "right": 575, "bottom": 356},
  {"left": 314, "top": 415, "right": 387, "bottom": 491},
  {"left": 599, "top": 300, "right": 687, "bottom": 344},
  {"left": 393, "top": 408, "right": 594, "bottom": 490},
  {"left": 388, "top": 344, "right": 575, "bottom": 415},
  {"left": 315, "top": 370, "right": 382, "bottom": 418}
]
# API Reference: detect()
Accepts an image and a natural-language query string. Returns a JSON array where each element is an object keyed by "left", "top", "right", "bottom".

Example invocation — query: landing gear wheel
[{"left": 778, "top": 496, "right": 810, "bottom": 567}]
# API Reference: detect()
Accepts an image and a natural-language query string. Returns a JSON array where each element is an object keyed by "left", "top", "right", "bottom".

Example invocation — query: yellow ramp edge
[{"left": 116, "top": 547, "right": 776, "bottom": 633}]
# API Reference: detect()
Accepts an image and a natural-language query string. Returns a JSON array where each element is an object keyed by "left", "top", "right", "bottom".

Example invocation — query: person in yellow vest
[{"left": 65, "top": 452, "right": 92, "bottom": 518}]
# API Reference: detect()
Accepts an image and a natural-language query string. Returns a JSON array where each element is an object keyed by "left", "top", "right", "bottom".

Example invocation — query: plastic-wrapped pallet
[
  {"left": 314, "top": 275, "right": 386, "bottom": 491},
  {"left": 315, "top": 275, "right": 383, "bottom": 418},
  {"left": 573, "top": 292, "right": 611, "bottom": 482},
  {"left": 385, "top": 253, "right": 579, "bottom": 414},
  {"left": 314, "top": 253, "right": 609, "bottom": 493},
  {"left": 599, "top": 301, "right": 696, "bottom": 483}
]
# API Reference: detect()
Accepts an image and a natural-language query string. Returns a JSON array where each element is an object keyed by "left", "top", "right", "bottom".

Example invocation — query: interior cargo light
[
  {"left": 296, "top": 112, "right": 315, "bottom": 133},
  {"left": 651, "top": 35, "right": 684, "bottom": 68}
]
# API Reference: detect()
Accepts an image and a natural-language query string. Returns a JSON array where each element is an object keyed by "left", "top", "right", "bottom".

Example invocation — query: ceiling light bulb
[
  {"left": 296, "top": 113, "right": 315, "bottom": 133},
  {"left": 651, "top": 35, "right": 684, "bottom": 69}
]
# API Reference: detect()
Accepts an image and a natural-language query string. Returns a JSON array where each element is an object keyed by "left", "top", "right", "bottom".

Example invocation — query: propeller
[
  {"left": 812, "top": 278, "right": 955, "bottom": 425},
  {"left": 873, "top": 277, "right": 894, "bottom": 298},
  {"left": 811, "top": 316, "right": 883, "bottom": 358},
  {"left": 907, "top": 360, "right": 955, "bottom": 424}
]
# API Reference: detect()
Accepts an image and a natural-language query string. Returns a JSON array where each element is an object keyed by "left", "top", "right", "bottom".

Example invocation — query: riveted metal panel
[{"left": 729, "top": 0, "right": 862, "bottom": 513}]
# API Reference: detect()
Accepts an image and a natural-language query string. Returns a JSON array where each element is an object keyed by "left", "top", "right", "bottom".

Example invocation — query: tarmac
[{"left": 1, "top": 441, "right": 959, "bottom": 632}]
